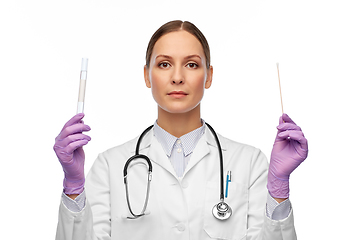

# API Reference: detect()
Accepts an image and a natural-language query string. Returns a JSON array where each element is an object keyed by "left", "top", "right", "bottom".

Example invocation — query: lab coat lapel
[
  {"left": 183, "top": 125, "right": 227, "bottom": 177},
  {"left": 183, "top": 134, "right": 210, "bottom": 176},
  {"left": 147, "top": 135, "right": 178, "bottom": 177},
  {"left": 130, "top": 128, "right": 178, "bottom": 177},
  {"left": 183, "top": 125, "right": 220, "bottom": 177}
]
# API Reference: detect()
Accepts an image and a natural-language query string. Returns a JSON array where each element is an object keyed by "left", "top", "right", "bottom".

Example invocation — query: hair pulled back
[{"left": 145, "top": 20, "right": 211, "bottom": 69}]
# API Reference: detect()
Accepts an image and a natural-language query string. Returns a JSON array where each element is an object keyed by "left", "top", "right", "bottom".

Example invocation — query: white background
[{"left": 1, "top": 0, "right": 359, "bottom": 239}]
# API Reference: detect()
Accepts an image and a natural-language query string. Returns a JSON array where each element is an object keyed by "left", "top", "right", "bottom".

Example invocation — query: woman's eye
[
  {"left": 159, "top": 62, "right": 170, "bottom": 68},
  {"left": 187, "top": 62, "right": 198, "bottom": 69}
]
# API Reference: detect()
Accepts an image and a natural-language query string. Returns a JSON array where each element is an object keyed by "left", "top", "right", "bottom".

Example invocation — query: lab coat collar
[
  {"left": 147, "top": 130, "right": 179, "bottom": 177},
  {"left": 132, "top": 127, "right": 154, "bottom": 153},
  {"left": 132, "top": 123, "right": 227, "bottom": 152},
  {"left": 131, "top": 124, "right": 227, "bottom": 179},
  {"left": 182, "top": 124, "right": 227, "bottom": 176},
  {"left": 203, "top": 124, "right": 227, "bottom": 151},
  {"left": 129, "top": 127, "right": 178, "bottom": 176}
]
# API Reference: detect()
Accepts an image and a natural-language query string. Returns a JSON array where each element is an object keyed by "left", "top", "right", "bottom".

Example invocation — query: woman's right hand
[{"left": 53, "top": 113, "right": 91, "bottom": 195}]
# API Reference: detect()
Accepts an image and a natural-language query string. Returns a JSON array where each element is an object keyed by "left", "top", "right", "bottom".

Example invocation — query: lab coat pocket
[
  {"left": 203, "top": 181, "right": 248, "bottom": 240},
  {"left": 112, "top": 186, "right": 164, "bottom": 239},
  {"left": 112, "top": 213, "right": 163, "bottom": 239}
]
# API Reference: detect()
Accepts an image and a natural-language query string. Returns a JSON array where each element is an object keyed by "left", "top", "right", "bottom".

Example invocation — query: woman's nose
[
  {"left": 172, "top": 79, "right": 184, "bottom": 84},
  {"left": 171, "top": 67, "right": 184, "bottom": 85}
]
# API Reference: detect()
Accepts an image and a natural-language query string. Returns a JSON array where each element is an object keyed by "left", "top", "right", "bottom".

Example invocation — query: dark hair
[{"left": 145, "top": 20, "right": 211, "bottom": 69}]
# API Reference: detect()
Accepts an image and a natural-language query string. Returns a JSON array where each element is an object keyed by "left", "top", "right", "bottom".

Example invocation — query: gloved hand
[
  {"left": 53, "top": 113, "right": 91, "bottom": 195},
  {"left": 267, "top": 113, "right": 308, "bottom": 198}
]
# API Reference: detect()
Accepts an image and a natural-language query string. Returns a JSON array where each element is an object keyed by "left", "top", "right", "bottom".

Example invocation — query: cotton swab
[{"left": 276, "top": 62, "right": 284, "bottom": 115}]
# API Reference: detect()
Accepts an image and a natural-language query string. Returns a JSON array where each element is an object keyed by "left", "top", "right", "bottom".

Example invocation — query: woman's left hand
[{"left": 267, "top": 113, "right": 308, "bottom": 198}]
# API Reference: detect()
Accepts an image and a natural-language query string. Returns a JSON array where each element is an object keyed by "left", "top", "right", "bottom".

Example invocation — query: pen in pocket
[{"left": 225, "top": 171, "right": 231, "bottom": 198}]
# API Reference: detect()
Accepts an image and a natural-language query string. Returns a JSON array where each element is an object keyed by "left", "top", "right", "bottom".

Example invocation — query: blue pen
[{"left": 225, "top": 171, "right": 231, "bottom": 198}]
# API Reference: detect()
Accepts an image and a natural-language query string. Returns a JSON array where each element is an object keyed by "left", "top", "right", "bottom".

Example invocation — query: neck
[{"left": 157, "top": 105, "right": 202, "bottom": 138}]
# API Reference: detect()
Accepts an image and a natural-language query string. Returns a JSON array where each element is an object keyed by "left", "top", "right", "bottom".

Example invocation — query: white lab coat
[{"left": 56, "top": 126, "right": 296, "bottom": 240}]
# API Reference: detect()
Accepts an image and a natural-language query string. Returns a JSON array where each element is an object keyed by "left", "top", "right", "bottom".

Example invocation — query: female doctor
[{"left": 54, "top": 20, "right": 308, "bottom": 240}]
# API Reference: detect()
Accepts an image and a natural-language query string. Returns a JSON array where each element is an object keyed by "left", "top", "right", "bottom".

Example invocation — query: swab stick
[{"left": 276, "top": 62, "right": 284, "bottom": 114}]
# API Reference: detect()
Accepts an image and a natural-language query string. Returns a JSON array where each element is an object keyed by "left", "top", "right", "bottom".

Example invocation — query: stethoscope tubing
[
  {"left": 123, "top": 125, "right": 154, "bottom": 219},
  {"left": 123, "top": 123, "right": 231, "bottom": 220},
  {"left": 205, "top": 123, "right": 225, "bottom": 201},
  {"left": 123, "top": 125, "right": 154, "bottom": 179}
]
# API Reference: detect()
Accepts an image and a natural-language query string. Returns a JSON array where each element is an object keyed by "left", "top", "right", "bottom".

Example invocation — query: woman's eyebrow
[
  {"left": 184, "top": 54, "right": 202, "bottom": 60},
  {"left": 155, "top": 54, "right": 172, "bottom": 59},
  {"left": 155, "top": 54, "right": 202, "bottom": 60}
]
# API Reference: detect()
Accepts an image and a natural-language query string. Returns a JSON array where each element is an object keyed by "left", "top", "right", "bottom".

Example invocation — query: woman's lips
[{"left": 168, "top": 91, "right": 188, "bottom": 99}]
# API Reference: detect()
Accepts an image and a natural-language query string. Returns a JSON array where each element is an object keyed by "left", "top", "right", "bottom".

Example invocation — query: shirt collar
[{"left": 153, "top": 120, "right": 205, "bottom": 157}]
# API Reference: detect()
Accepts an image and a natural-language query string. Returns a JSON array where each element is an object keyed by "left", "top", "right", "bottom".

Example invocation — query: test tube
[{"left": 77, "top": 58, "right": 88, "bottom": 114}]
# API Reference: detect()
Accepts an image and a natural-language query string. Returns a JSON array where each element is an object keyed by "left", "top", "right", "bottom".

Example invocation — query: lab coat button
[
  {"left": 182, "top": 181, "right": 189, "bottom": 188},
  {"left": 176, "top": 223, "right": 185, "bottom": 231}
]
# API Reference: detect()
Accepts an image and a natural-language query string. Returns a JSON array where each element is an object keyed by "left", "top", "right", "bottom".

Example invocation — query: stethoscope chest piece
[{"left": 212, "top": 201, "right": 232, "bottom": 221}]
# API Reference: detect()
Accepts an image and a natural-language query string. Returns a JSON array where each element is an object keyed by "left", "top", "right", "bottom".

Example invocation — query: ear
[
  {"left": 205, "top": 65, "right": 213, "bottom": 89},
  {"left": 144, "top": 65, "right": 151, "bottom": 88}
]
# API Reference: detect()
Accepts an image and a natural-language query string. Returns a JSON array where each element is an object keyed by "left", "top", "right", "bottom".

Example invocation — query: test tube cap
[{"left": 81, "top": 58, "right": 88, "bottom": 71}]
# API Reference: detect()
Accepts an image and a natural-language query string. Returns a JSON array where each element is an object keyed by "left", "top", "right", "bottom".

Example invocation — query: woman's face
[{"left": 144, "top": 30, "right": 213, "bottom": 115}]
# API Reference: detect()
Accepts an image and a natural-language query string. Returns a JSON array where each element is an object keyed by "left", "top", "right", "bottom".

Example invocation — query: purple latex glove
[
  {"left": 267, "top": 113, "right": 308, "bottom": 198},
  {"left": 53, "top": 113, "right": 91, "bottom": 195}
]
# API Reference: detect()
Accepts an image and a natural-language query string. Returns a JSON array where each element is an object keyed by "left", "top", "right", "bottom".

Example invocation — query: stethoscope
[{"left": 123, "top": 123, "right": 232, "bottom": 221}]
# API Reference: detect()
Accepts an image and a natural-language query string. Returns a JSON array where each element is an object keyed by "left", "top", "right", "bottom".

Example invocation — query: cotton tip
[{"left": 81, "top": 58, "right": 88, "bottom": 71}]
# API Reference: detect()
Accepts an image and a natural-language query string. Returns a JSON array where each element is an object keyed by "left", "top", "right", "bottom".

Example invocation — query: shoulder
[
  {"left": 212, "top": 131, "right": 261, "bottom": 155},
  {"left": 219, "top": 133, "right": 257, "bottom": 151},
  {"left": 101, "top": 137, "right": 138, "bottom": 160},
  {"left": 216, "top": 133, "right": 268, "bottom": 165},
  {"left": 204, "top": 123, "right": 266, "bottom": 160},
  {"left": 99, "top": 128, "right": 154, "bottom": 161}
]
